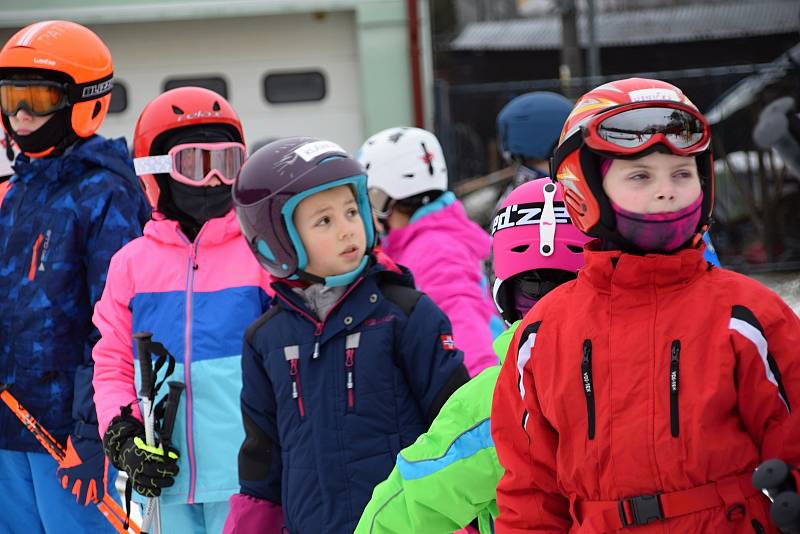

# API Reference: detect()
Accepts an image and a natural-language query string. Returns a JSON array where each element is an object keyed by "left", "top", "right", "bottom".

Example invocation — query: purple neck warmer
[
  {"left": 610, "top": 193, "right": 703, "bottom": 252},
  {"left": 513, "top": 290, "right": 539, "bottom": 319}
]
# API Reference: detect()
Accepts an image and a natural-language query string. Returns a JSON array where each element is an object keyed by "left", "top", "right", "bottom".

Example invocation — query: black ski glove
[{"left": 103, "top": 411, "right": 179, "bottom": 498}]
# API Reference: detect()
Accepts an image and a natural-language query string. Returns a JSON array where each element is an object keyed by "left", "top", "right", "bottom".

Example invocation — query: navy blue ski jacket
[
  {"left": 0, "top": 135, "right": 150, "bottom": 451},
  {"left": 236, "top": 260, "right": 469, "bottom": 534}
]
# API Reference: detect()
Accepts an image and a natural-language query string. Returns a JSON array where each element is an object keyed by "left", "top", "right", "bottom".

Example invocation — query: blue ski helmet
[
  {"left": 497, "top": 91, "right": 573, "bottom": 162},
  {"left": 233, "top": 137, "right": 375, "bottom": 286}
]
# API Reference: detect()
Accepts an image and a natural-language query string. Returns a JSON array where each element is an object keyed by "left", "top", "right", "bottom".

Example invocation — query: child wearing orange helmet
[
  {"left": 491, "top": 78, "right": 800, "bottom": 533},
  {"left": 92, "top": 87, "right": 273, "bottom": 533},
  {"left": 0, "top": 21, "right": 149, "bottom": 533}
]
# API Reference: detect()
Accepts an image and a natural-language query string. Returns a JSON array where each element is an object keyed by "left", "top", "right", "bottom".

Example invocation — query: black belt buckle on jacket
[{"left": 619, "top": 494, "right": 663, "bottom": 527}]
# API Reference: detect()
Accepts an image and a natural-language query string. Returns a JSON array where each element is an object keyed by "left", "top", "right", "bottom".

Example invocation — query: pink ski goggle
[{"left": 134, "top": 142, "right": 246, "bottom": 186}]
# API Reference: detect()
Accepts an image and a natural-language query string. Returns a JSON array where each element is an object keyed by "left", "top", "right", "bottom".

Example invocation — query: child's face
[
  {"left": 8, "top": 107, "right": 53, "bottom": 136},
  {"left": 294, "top": 185, "right": 367, "bottom": 280},
  {"left": 602, "top": 152, "right": 701, "bottom": 214}
]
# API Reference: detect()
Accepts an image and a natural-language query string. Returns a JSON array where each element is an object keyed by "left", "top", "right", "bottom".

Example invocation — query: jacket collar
[
  {"left": 143, "top": 209, "right": 242, "bottom": 247},
  {"left": 12, "top": 136, "right": 132, "bottom": 186},
  {"left": 579, "top": 240, "right": 709, "bottom": 293},
  {"left": 409, "top": 190, "right": 456, "bottom": 224},
  {"left": 271, "top": 256, "right": 414, "bottom": 344}
]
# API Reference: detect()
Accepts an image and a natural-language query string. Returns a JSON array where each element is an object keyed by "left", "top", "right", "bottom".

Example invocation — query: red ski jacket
[{"left": 491, "top": 243, "right": 800, "bottom": 533}]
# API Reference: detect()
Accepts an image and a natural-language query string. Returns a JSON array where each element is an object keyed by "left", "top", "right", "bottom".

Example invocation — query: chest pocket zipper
[
  {"left": 28, "top": 233, "right": 44, "bottom": 281},
  {"left": 284, "top": 345, "right": 305, "bottom": 418},
  {"left": 581, "top": 339, "right": 595, "bottom": 440},
  {"left": 670, "top": 340, "right": 680, "bottom": 437},
  {"left": 345, "top": 333, "right": 361, "bottom": 411}
]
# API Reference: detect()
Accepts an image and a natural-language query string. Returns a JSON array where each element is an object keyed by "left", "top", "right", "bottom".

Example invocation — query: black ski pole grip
[
  {"left": 754, "top": 459, "right": 795, "bottom": 498},
  {"left": 160, "top": 381, "right": 185, "bottom": 451},
  {"left": 134, "top": 331, "right": 155, "bottom": 399}
]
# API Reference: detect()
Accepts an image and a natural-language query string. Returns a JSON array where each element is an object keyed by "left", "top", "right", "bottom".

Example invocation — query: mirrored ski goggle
[
  {"left": 368, "top": 187, "right": 393, "bottom": 219},
  {"left": 583, "top": 102, "right": 710, "bottom": 156},
  {"left": 0, "top": 80, "right": 68, "bottom": 117},
  {"left": 134, "top": 142, "right": 246, "bottom": 186}
]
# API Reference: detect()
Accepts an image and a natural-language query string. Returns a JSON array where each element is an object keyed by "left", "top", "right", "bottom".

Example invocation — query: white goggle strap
[
  {"left": 133, "top": 155, "right": 172, "bottom": 176},
  {"left": 492, "top": 277, "right": 504, "bottom": 312},
  {"left": 539, "top": 181, "right": 557, "bottom": 257}
]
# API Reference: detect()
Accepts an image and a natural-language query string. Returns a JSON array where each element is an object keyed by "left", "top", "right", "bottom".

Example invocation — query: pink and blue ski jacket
[
  {"left": 381, "top": 192, "right": 499, "bottom": 376},
  {"left": 92, "top": 210, "right": 272, "bottom": 505}
]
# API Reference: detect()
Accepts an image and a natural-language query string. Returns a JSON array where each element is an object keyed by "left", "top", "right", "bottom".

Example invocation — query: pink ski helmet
[{"left": 491, "top": 177, "right": 590, "bottom": 323}]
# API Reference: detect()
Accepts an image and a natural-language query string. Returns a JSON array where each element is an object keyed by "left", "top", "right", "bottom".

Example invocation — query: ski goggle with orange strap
[
  {"left": 552, "top": 101, "right": 711, "bottom": 175},
  {"left": 134, "top": 142, "right": 246, "bottom": 186}
]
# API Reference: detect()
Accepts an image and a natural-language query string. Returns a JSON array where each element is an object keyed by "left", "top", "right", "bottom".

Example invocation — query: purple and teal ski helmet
[{"left": 233, "top": 137, "right": 375, "bottom": 285}]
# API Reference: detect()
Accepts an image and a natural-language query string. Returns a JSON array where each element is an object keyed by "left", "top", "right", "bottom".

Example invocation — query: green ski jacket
[{"left": 355, "top": 322, "right": 520, "bottom": 534}]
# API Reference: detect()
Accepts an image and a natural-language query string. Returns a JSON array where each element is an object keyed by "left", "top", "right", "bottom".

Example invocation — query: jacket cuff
[
  {"left": 224, "top": 493, "right": 284, "bottom": 534},
  {"left": 72, "top": 420, "right": 100, "bottom": 441}
]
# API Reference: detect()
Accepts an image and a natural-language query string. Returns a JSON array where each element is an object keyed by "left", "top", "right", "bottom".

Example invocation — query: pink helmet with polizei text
[{"left": 491, "top": 178, "right": 590, "bottom": 323}]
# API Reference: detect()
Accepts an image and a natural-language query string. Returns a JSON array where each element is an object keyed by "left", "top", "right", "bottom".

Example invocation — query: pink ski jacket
[
  {"left": 92, "top": 210, "right": 272, "bottom": 505},
  {"left": 382, "top": 192, "right": 499, "bottom": 375}
]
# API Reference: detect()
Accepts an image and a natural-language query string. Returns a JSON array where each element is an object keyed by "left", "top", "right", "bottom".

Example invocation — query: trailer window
[
  {"left": 163, "top": 76, "right": 228, "bottom": 99},
  {"left": 263, "top": 71, "right": 326, "bottom": 104},
  {"left": 109, "top": 82, "right": 127, "bottom": 113}
]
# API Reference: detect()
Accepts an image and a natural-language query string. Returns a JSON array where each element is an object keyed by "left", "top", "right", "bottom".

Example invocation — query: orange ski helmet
[
  {"left": 550, "top": 78, "right": 714, "bottom": 243},
  {"left": 133, "top": 86, "right": 244, "bottom": 209},
  {"left": 0, "top": 21, "right": 114, "bottom": 155}
]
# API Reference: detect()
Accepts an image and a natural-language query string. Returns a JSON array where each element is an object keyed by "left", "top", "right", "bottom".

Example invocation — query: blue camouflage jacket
[{"left": 0, "top": 135, "right": 150, "bottom": 451}]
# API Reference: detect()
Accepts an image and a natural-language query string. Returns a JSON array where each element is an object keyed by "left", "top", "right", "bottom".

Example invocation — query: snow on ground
[{"left": 751, "top": 271, "right": 800, "bottom": 315}]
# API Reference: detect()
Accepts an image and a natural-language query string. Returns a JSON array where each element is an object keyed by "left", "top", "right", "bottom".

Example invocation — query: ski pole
[
  {"left": 134, "top": 332, "right": 161, "bottom": 534},
  {"left": 159, "top": 381, "right": 185, "bottom": 454},
  {"left": 0, "top": 384, "right": 140, "bottom": 534}
]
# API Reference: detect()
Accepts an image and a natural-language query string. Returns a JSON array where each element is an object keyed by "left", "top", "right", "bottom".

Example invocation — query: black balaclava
[
  {"left": 151, "top": 124, "right": 240, "bottom": 242},
  {"left": 0, "top": 69, "right": 78, "bottom": 158}
]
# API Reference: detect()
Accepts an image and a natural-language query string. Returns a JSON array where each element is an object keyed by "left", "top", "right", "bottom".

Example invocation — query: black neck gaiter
[
  {"left": 2, "top": 108, "right": 75, "bottom": 157},
  {"left": 167, "top": 180, "right": 233, "bottom": 242}
]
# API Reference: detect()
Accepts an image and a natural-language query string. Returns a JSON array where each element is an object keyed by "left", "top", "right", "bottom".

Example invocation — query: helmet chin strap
[{"left": 296, "top": 255, "right": 370, "bottom": 288}]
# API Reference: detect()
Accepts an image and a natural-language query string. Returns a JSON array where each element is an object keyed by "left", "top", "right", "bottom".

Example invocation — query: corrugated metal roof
[{"left": 451, "top": 1, "right": 800, "bottom": 51}]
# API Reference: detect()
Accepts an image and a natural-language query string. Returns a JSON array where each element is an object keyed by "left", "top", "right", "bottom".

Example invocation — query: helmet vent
[
  {"left": 567, "top": 245, "right": 584, "bottom": 253},
  {"left": 403, "top": 173, "right": 415, "bottom": 179},
  {"left": 171, "top": 105, "right": 184, "bottom": 115},
  {"left": 365, "top": 162, "right": 371, "bottom": 170},
  {"left": 420, "top": 142, "right": 434, "bottom": 175},
  {"left": 511, "top": 245, "right": 530, "bottom": 253},
  {"left": 212, "top": 101, "right": 221, "bottom": 111},
  {"left": 91, "top": 101, "right": 101, "bottom": 119}
]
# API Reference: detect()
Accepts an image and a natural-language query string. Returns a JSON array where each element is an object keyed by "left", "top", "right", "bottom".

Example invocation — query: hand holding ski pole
[
  {"left": 103, "top": 332, "right": 180, "bottom": 534},
  {"left": 135, "top": 332, "right": 162, "bottom": 534},
  {"left": 57, "top": 434, "right": 109, "bottom": 506},
  {"left": 0, "top": 384, "right": 140, "bottom": 534}
]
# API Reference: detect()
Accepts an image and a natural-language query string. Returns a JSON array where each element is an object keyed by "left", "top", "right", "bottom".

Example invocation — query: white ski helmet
[{"left": 357, "top": 127, "right": 448, "bottom": 212}]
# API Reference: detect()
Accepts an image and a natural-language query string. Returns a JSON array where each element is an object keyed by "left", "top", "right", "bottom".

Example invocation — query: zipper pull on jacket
[{"left": 345, "top": 333, "right": 361, "bottom": 409}]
